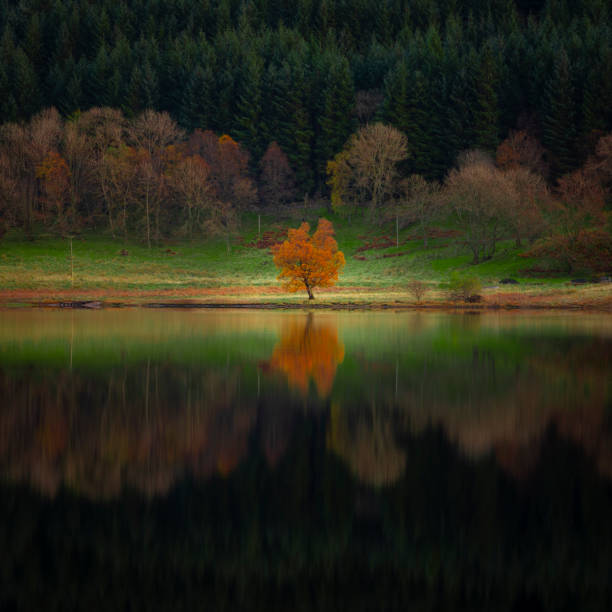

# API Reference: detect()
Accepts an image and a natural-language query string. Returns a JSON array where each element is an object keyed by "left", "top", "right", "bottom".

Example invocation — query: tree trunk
[
  {"left": 122, "top": 200, "right": 127, "bottom": 244},
  {"left": 306, "top": 285, "right": 314, "bottom": 300},
  {"left": 145, "top": 186, "right": 151, "bottom": 248}
]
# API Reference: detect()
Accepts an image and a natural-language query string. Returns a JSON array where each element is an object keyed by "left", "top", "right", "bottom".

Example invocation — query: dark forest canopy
[{"left": 0, "top": 0, "right": 611, "bottom": 192}]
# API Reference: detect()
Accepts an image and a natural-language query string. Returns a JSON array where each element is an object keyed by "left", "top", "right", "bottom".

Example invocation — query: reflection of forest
[
  {"left": 0, "top": 333, "right": 610, "bottom": 497},
  {"left": 1, "top": 316, "right": 612, "bottom": 610},
  {"left": 1, "top": 418, "right": 611, "bottom": 611},
  {"left": 326, "top": 335, "right": 612, "bottom": 486}
]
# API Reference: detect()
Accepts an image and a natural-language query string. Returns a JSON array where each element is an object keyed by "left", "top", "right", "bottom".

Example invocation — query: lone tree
[{"left": 273, "top": 218, "right": 345, "bottom": 300}]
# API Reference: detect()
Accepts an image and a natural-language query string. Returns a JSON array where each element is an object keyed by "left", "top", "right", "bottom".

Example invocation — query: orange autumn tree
[
  {"left": 273, "top": 218, "right": 345, "bottom": 299},
  {"left": 264, "top": 315, "right": 345, "bottom": 398}
]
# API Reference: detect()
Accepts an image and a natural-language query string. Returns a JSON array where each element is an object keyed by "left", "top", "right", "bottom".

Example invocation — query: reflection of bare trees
[
  {"left": 327, "top": 402, "right": 406, "bottom": 487},
  {"left": 399, "top": 339, "right": 612, "bottom": 481},
  {"left": 0, "top": 366, "right": 257, "bottom": 498},
  {"left": 1, "top": 312, "right": 611, "bottom": 497},
  {"left": 327, "top": 335, "right": 612, "bottom": 487},
  {"left": 262, "top": 314, "right": 345, "bottom": 398}
]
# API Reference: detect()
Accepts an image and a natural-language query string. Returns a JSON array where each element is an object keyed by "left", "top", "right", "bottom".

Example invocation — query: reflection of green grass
[
  {"left": 0, "top": 309, "right": 608, "bottom": 370},
  {"left": 0, "top": 210, "right": 583, "bottom": 295}
]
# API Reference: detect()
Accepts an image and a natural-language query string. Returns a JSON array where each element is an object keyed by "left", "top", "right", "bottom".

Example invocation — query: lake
[{"left": 0, "top": 308, "right": 611, "bottom": 611}]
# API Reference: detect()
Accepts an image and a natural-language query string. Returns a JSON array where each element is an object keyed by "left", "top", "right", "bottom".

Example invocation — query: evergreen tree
[
  {"left": 179, "top": 65, "right": 215, "bottom": 132},
  {"left": 234, "top": 53, "right": 266, "bottom": 162},
  {"left": 286, "top": 59, "right": 315, "bottom": 194},
  {"left": 85, "top": 45, "right": 113, "bottom": 108},
  {"left": 315, "top": 56, "right": 355, "bottom": 185},
  {"left": 581, "top": 46, "right": 612, "bottom": 153},
  {"left": 13, "top": 47, "right": 41, "bottom": 119},
  {"left": 262, "top": 62, "right": 292, "bottom": 148},
  {"left": 473, "top": 43, "right": 500, "bottom": 152},
  {"left": 542, "top": 49, "right": 578, "bottom": 177},
  {"left": 447, "top": 66, "right": 476, "bottom": 160},
  {"left": 124, "top": 60, "right": 159, "bottom": 117}
]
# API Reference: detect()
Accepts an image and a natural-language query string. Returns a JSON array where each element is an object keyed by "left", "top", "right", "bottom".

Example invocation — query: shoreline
[
  {"left": 1, "top": 284, "right": 611, "bottom": 312},
  {"left": 1, "top": 299, "right": 611, "bottom": 313}
]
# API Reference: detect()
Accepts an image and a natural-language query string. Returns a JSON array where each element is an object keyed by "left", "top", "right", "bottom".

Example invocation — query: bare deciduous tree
[
  {"left": 496, "top": 129, "right": 548, "bottom": 177},
  {"left": 504, "top": 167, "right": 548, "bottom": 246},
  {"left": 129, "top": 110, "right": 184, "bottom": 161},
  {"left": 407, "top": 280, "right": 428, "bottom": 303},
  {"left": 169, "top": 155, "right": 215, "bottom": 238},
  {"left": 397, "top": 175, "right": 442, "bottom": 248},
  {"left": 354, "top": 90, "right": 384, "bottom": 124},
  {"left": 328, "top": 123, "right": 409, "bottom": 217},
  {"left": 259, "top": 141, "right": 296, "bottom": 206},
  {"left": 444, "top": 159, "right": 517, "bottom": 263}
]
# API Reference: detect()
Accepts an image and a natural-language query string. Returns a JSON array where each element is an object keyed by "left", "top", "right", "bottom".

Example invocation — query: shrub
[
  {"left": 407, "top": 280, "right": 428, "bottom": 303},
  {"left": 448, "top": 276, "right": 482, "bottom": 302}
]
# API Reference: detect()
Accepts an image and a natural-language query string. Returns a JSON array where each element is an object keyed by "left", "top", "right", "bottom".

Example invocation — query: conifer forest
[{"left": 0, "top": 1, "right": 610, "bottom": 242}]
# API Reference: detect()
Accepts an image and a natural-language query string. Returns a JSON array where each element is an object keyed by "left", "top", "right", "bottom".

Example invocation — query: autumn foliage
[
  {"left": 35, "top": 150, "right": 71, "bottom": 229},
  {"left": 273, "top": 218, "right": 345, "bottom": 299},
  {"left": 264, "top": 315, "right": 345, "bottom": 397}
]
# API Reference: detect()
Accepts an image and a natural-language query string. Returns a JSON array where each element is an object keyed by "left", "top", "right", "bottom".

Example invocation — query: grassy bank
[{"left": 1, "top": 210, "right": 610, "bottom": 310}]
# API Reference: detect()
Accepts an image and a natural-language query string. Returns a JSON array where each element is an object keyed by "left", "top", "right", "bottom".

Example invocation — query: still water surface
[{"left": 0, "top": 309, "right": 611, "bottom": 610}]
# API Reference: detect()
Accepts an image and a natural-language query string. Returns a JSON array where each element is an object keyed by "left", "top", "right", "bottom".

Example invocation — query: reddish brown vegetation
[
  {"left": 273, "top": 218, "right": 345, "bottom": 300},
  {"left": 241, "top": 228, "right": 287, "bottom": 250},
  {"left": 262, "top": 316, "right": 345, "bottom": 397},
  {"left": 259, "top": 141, "right": 296, "bottom": 206}
]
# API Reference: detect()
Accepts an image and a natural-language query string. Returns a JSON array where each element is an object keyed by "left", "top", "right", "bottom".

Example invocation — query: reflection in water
[
  {"left": 0, "top": 310, "right": 611, "bottom": 495},
  {"left": 262, "top": 313, "right": 344, "bottom": 397},
  {"left": 327, "top": 402, "right": 406, "bottom": 486},
  {"left": 0, "top": 310, "right": 611, "bottom": 610}
]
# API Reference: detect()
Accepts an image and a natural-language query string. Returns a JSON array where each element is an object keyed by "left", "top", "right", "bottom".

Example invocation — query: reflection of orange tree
[
  {"left": 327, "top": 402, "right": 406, "bottom": 487},
  {"left": 263, "top": 314, "right": 344, "bottom": 397}
]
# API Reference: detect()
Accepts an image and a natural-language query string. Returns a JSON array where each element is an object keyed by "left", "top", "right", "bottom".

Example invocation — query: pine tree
[
  {"left": 447, "top": 66, "right": 476, "bottom": 160},
  {"left": 315, "top": 56, "right": 355, "bottom": 186},
  {"left": 262, "top": 62, "right": 292, "bottom": 148},
  {"left": 234, "top": 53, "right": 265, "bottom": 162},
  {"left": 0, "top": 64, "right": 17, "bottom": 122},
  {"left": 24, "top": 14, "right": 44, "bottom": 72},
  {"left": 286, "top": 59, "right": 315, "bottom": 194},
  {"left": 383, "top": 59, "right": 411, "bottom": 133},
  {"left": 542, "top": 49, "right": 578, "bottom": 176},
  {"left": 581, "top": 46, "right": 612, "bottom": 152},
  {"left": 383, "top": 60, "right": 435, "bottom": 177},
  {"left": 85, "top": 45, "right": 112, "bottom": 107},
  {"left": 179, "top": 65, "right": 215, "bottom": 131},
  {"left": 473, "top": 43, "right": 500, "bottom": 152},
  {"left": 13, "top": 47, "right": 41, "bottom": 119}
]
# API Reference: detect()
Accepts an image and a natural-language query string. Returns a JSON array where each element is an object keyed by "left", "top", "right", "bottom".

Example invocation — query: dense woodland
[{"left": 0, "top": 0, "right": 611, "bottom": 272}]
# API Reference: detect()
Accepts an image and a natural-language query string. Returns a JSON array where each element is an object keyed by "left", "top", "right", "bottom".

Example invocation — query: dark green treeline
[{"left": 1, "top": 0, "right": 611, "bottom": 189}]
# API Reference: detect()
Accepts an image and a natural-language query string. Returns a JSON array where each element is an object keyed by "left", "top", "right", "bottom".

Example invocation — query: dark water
[{"left": 0, "top": 309, "right": 611, "bottom": 611}]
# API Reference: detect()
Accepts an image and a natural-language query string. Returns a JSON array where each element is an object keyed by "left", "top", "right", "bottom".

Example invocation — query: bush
[
  {"left": 407, "top": 280, "right": 428, "bottom": 303},
  {"left": 448, "top": 276, "right": 482, "bottom": 302},
  {"left": 523, "top": 229, "right": 612, "bottom": 275}
]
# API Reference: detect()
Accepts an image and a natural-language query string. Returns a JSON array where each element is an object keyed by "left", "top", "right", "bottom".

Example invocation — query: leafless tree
[
  {"left": 328, "top": 123, "right": 409, "bottom": 217},
  {"left": 397, "top": 175, "right": 442, "bottom": 247},
  {"left": 496, "top": 129, "right": 548, "bottom": 177},
  {"left": 354, "top": 89, "right": 384, "bottom": 124},
  {"left": 169, "top": 155, "right": 216, "bottom": 238},
  {"left": 444, "top": 159, "right": 517, "bottom": 263},
  {"left": 504, "top": 167, "right": 548, "bottom": 246}
]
